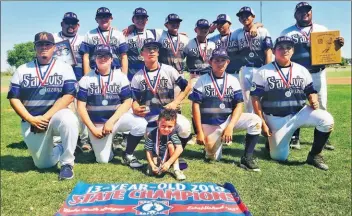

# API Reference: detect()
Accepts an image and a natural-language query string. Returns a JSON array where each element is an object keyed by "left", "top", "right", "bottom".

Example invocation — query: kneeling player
[
  {"left": 189, "top": 48, "right": 262, "bottom": 171},
  {"left": 77, "top": 44, "right": 147, "bottom": 166},
  {"left": 145, "top": 109, "right": 186, "bottom": 180},
  {"left": 251, "top": 36, "right": 334, "bottom": 170}
]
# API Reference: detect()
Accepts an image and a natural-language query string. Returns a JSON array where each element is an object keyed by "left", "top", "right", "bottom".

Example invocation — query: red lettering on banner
[
  {"left": 82, "top": 193, "right": 94, "bottom": 204},
  {"left": 165, "top": 189, "right": 181, "bottom": 200},
  {"left": 153, "top": 190, "right": 166, "bottom": 199},
  {"left": 129, "top": 190, "right": 141, "bottom": 199},
  {"left": 112, "top": 190, "right": 125, "bottom": 200},
  {"left": 212, "top": 192, "right": 228, "bottom": 201},
  {"left": 89, "top": 192, "right": 104, "bottom": 203},
  {"left": 199, "top": 192, "right": 213, "bottom": 201},
  {"left": 193, "top": 192, "right": 200, "bottom": 201},
  {"left": 104, "top": 191, "right": 113, "bottom": 201},
  {"left": 140, "top": 190, "right": 154, "bottom": 199},
  {"left": 68, "top": 195, "right": 83, "bottom": 205},
  {"left": 181, "top": 191, "right": 193, "bottom": 200},
  {"left": 226, "top": 193, "right": 235, "bottom": 202}
]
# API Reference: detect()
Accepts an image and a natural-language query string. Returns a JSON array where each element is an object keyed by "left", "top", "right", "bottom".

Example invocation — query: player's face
[
  {"left": 238, "top": 12, "right": 255, "bottom": 26},
  {"left": 195, "top": 27, "right": 209, "bottom": 37},
  {"left": 133, "top": 15, "right": 148, "bottom": 30},
  {"left": 61, "top": 19, "right": 80, "bottom": 36},
  {"left": 295, "top": 8, "right": 312, "bottom": 26},
  {"left": 35, "top": 42, "right": 56, "bottom": 60},
  {"left": 210, "top": 57, "right": 230, "bottom": 74},
  {"left": 96, "top": 54, "right": 113, "bottom": 70},
  {"left": 142, "top": 45, "right": 159, "bottom": 62},
  {"left": 216, "top": 21, "right": 230, "bottom": 35},
  {"left": 158, "top": 118, "right": 176, "bottom": 136},
  {"left": 96, "top": 14, "right": 113, "bottom": 30},
  {"left": 165, "top": 21, "right": 181, "bottom": 34},
  {"left": 274, "top": 43, "right": 294, "bottom": 62}
]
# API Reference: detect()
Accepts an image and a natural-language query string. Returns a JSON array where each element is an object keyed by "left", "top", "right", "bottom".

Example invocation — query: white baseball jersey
[
  {"left": 250, "top": 62, "right": 317, "bottom": 116},
  {"left": 209, "top": 30, "right": 243, "bottom": 73},
  {"left": 236, "top": 27, "right": 273, "bottom": 68},
  {"left": 131, "top": 63, "right": 188, "bottom": 127},
  {"left": 79, "top": 28, "right": 128, "bottom": 69},
  {"left": 126, "top": 29, "right": 157, "bottom": 81},
  {"left": 280, "top": 23, "right": 328, "bottom": 72},
  {"left": 77, "top": 69, "right": 131, "bottom": 124},
  {"left": 188, "top": 72, "right": 244, "bottom": 125},
  {"left": 183, "top": 38, "right": 216, "bottom": 75},
  {"left": 53, "top": 32, "right": 84, "bottom": 81},
  {"left": 7, "top": 59, "right": 77, "bottom": 120},
  {"left": 154, "top": 29, "right": 189, "bottom": 73}
]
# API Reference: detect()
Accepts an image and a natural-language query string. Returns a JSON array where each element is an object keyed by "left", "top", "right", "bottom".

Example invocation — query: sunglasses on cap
[
  {"left": 63, "top": 20, "right": 78, "bottom": 25},
  {"left": 96, "top": 14, "right": 111, "bottom": 19},
  {"left": 96, "top": 54, "right": 112, "bottom": 59},
  {"left": 276, "top": 44, "right": 293, "bottom": 50},
  {"left": 35, "top": 42, "right": 55, "bottom": 47},
  {"left": 143, "top": 46, "right": 159, "bottom": 51}
]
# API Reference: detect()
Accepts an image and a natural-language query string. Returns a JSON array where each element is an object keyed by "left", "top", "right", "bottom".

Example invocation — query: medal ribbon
[
  {"left": 295, "top": 24, "right": 313, "bottom": 42},
  {"left": 273, "top": 62, "right": 293, "bottom": 89},
  {"left": 195, "top": 38, "right": 208, "bottom": 62},
  {"left": 59, "top": 32, "right": 78, "bottom": 46},
  {"left": 167, "top": 33, "right": 180, "bottom": 57},
  {"left": 143, "top": 64, "right": 161, "bottom": 95},
  {"left": 135, "top": 30, "right": 146, "bottom": 55},
  {"left": 98, "top": 69, "right": 113, "bottom": 97},
  {"left": 34, "top": 58, "right": 56, "bottom": 87},
  {"left": 97, "top": 27, "right": 113, "bottom": 45},
  {"left": 244, "top": 31, "right": 253, "bottom": 51},
  {"left": 154, "top": 130, "right": 169, "bottom": 164},
  {"left": 210, "top": 71, "right": 228, "bottom": 101},
  {"left": 221, "top": 33, "right": 231, "bottom": 49}
]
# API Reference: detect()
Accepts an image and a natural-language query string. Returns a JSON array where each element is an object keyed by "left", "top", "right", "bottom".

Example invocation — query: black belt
[
  {"left": 309, "top": 67, "right": 324, "bottom": 73},
  {"left": 189, "top": 71, "right": 203, "bottom": 75},
  {"left": 265, "top": 113, "right": 288, "bottom": 117}
]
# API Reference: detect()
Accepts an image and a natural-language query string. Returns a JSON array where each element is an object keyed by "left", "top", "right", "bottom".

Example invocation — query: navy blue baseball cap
[
  {"left": 142, "top": 38, "right": 162, "bottom": 50},
  {"left": 165, "top": 13, "right": 183, "bottom": 24},
  {"left": 63, "top": 12, "right": 79, "bottom": 22},
  {"left": 213, "top": 14, "right": 232, "bottom": 24},
  {"left": 96, "top": 7, "right": 112, "bottom": 17},
  {"left": 133, "top": 7, "right": 149, "bottom": 17},
  {"left": 295, "top": 2, "right": 312, "bottom": 12},
  {"left": 274, "top": 36, "right": 295, "bottom": 48},
  {"left": 236, "top": 6, "right": 255, "bottom": 17},
  {"left": 195, "top": 19, "right": 210, "bottom": 28},
  {"left": 94, "top": 44, "right": 113, "bottom": 56},
  {"left": 34, "top": 32, "right": 55, "bottom": 45},
  {"left": 210, "top": 48, "right": 230, "bottom": 60}
]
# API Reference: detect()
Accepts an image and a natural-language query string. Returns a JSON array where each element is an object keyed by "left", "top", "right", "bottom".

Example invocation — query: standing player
[
  {"left": 53, "top": 12, "right": 91, "bottom": 152},
  {"left": 183, "top": 19, "right": 216, "bottom": 145},
  {"left": 77, "top": 44, "right": 147, "bottom": 166},
  {"left": 79, "top": 7, "right": 128, "bottom": 75},
  {"left": 235, "top": 7, "right": 273, "bottom": 113},
  {"left": 131, "top": 38, "right": 192, "bottom": 149},
  {"left": 280, "top": 2, "right": 344, "bottom": 150},
  {"left": 189, "top": 48, "right": 262, "bottom": 171},
  {"left": 7, "top": 32, "right": 79, "bottom": 180},
  {"left": 145, "top": 109, "right": 186, "bottom": 180},
  {"left": 251, "top": 36, "right": 334, "bottom": 170}
]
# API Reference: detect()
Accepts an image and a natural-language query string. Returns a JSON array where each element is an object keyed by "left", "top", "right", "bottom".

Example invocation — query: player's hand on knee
[
  {"left": 161, "top": 162, "right": 171, "bottom": 172},
  {"left": 102, "top": 120, "right": 114, "bottom": 135},
  {"left": 29, "top": 115, "right": 49, "bottom": 130},
  {"left": 308, "top": 94, "right": 319, "bottom": 110},
  {"left": 221, "top": 126, "right": 233, "bottom": 143},
  {"left": 196, "top": 132, "right": 206, "bottom": 145},
  {"left": 133, "top": 105, "right": 148, "bottom": 117},
  {"left": 91, "top": 127, "right": 104, "bottom": 139},
  {"left": 261, "top": 123, "right": 272, "bottom": 137}
]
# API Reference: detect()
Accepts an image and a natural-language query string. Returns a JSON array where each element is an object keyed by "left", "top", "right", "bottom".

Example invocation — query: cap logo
[
  {"left": 39, "top": 33, "right": 48, "bottom": 41},
  {"left": 218, "top": 14, "right": 226, "bottom": 19}
]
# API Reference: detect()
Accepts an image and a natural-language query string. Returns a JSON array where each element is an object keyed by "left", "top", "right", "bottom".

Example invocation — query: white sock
[{"left": 173, "top": 162, "right": 180, "bottom": 171}]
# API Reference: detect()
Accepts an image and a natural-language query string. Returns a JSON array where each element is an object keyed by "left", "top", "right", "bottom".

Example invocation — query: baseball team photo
[{"left": 1, "top": 1, "right": 351, "bottom": 215}]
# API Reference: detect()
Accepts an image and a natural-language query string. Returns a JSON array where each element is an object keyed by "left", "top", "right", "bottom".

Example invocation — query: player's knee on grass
[
  {"left": 316, "top": 111, "right": 334, "bottom": 133},
  {"left": 33, "top": 158, "right": 57, "bottom": 169},
  {"left": 176, "top": 115, "right": 192, "bottom": 139},
  {"left": 247, "top": 114, "right": 262, "bottom": 135},
  {"left": 270, "top": 147, "right": 289, "bottom": 161},
  {"left": 130, "top": 117, "right": 148, "bottom": 136},
  {"left": 95, "top": 152, "right": 111, "bottom": 164}
]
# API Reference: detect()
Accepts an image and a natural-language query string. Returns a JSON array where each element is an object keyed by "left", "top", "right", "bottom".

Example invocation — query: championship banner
[{"left": 56, "top": 182, "right": 251, "bottom": 216}]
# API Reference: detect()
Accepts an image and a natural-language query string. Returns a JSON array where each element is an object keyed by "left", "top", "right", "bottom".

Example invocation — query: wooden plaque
[
  {"left": 54, "top": 40, "right": 77, "bottom": 66},
  {"left": 310, "top": 30, "right": 341, "bottom": 65}
]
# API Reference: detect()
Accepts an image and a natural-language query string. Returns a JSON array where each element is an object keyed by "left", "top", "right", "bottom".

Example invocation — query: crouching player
[
  {"left": 77, "top": 44, "right": 147, "bottom": 166},
  {"left": 189, "top": 48, "right": 262, "bottom": 171},
  {"left": 145, "top": 109, "right": 186, "bottom": 180}
]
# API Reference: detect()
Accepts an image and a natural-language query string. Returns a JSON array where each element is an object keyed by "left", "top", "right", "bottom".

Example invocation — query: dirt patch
[{"left": 327, "top": 77, "right": 351, "bottom": 85}]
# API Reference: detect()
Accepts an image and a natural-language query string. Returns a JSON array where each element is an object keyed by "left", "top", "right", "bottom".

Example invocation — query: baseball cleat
[
  {"left": 306, "top": 153, "right": 329, "bottom": 171},
  {"left": 239, "top": 155, "right": 260, "bottom": 172},
  {"left": 324, "top": 140, "right": 335, "bottom": 151},
  {"left": 290, "top": 138, "right": 301, "bottom": 150},
  {"left": 58, "top": 165, "right": 74, "bottom": 180},
  {"left": 173, "top": 169, "right": 186, "bottom": 181},
  {"left": 122, "top": 154, "right": 143, "bottom": 168}
]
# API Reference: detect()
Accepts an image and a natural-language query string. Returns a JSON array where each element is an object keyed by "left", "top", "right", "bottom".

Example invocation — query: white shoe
[
  {"left": 187, "top": 136, "right": 196, "bottom": 145},
  {"left": 174, "top": 169, "right": 186, "bottom": 181}
]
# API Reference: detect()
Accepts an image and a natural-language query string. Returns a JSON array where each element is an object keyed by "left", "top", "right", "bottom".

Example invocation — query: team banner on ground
[{"left": 56, "top": 182, "right": 251, "bottom": 216}]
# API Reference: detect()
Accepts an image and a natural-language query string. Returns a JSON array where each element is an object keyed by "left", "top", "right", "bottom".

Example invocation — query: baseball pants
[
  {"left": 311, "top": 69, "right": 327, "bottom": 110},
  {"left": 202, "top": 113, "right": 262, "bottom": 161},
  {"left": 21, "top": 109, "right": 79, "bottom": 169},
  {"left": 240, "top": 66, "right": 259, "bottom": 113},
  {"left": 89, "top": 113, "right": 147, "bottom": 163},
  {"left": 146, "top": 114, "right": 191, "bottom": 139},
  {"left": 264, "top": 105, "right": 334, "bottom": 161}
]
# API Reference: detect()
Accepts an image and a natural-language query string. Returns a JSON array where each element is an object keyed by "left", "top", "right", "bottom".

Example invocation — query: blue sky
[{"left": 1, "top": 1, "right": 351, "bottom": 71}]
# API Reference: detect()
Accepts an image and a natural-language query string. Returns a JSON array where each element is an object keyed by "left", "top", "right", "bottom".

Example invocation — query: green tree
[
  {"left": 340, "top": 57, "right": 347, "bottom": 66},
  {"left": 7, "top": 42, "right": 36, "bottom": 68}
]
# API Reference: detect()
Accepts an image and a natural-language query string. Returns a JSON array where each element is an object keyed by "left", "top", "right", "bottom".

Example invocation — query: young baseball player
[
  {"left": 235, "top": 7, "right": 273, "bottom": 113},
  {"left": 7, "top": 32, "right": 79, "bottom": 180},
  {"left": 189, "top": 48, "right": 262, "bottom": 171},
  {"left": 131, "top": 38, "right": 192, "bottom": 149},
  {"left": 145, "top": 109, "right": 186, "bottom": 180},
  {"left": 280, "top": 2, "right": 344, "bottom": 150},
  {"left": 79, "top": 7, "right": 128, "bottom": 75},
  {"left": 77, "top": 44, "right": 148, "bottom": 167},
  {"left": 251, "top": 36, "right": 334, "bottom": 170},
  {"left": 53, "top": 12, "right": 91, "bottom": 152}
]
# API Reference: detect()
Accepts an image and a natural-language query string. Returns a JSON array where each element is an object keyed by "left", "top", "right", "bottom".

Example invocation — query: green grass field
[
  {"left": 326, "top": 66, "right": 351, "bottom": 78},
  {"left": 1, "top": 84, "right": 351, "bottom": 215}
]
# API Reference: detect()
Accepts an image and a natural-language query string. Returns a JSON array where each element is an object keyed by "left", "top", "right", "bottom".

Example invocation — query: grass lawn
[
  {"left": 326, "top": 66, "right": 351, "bottom": 78},
  {"left": 1, "top": 84, "right": 351, "bottom": 216}
]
